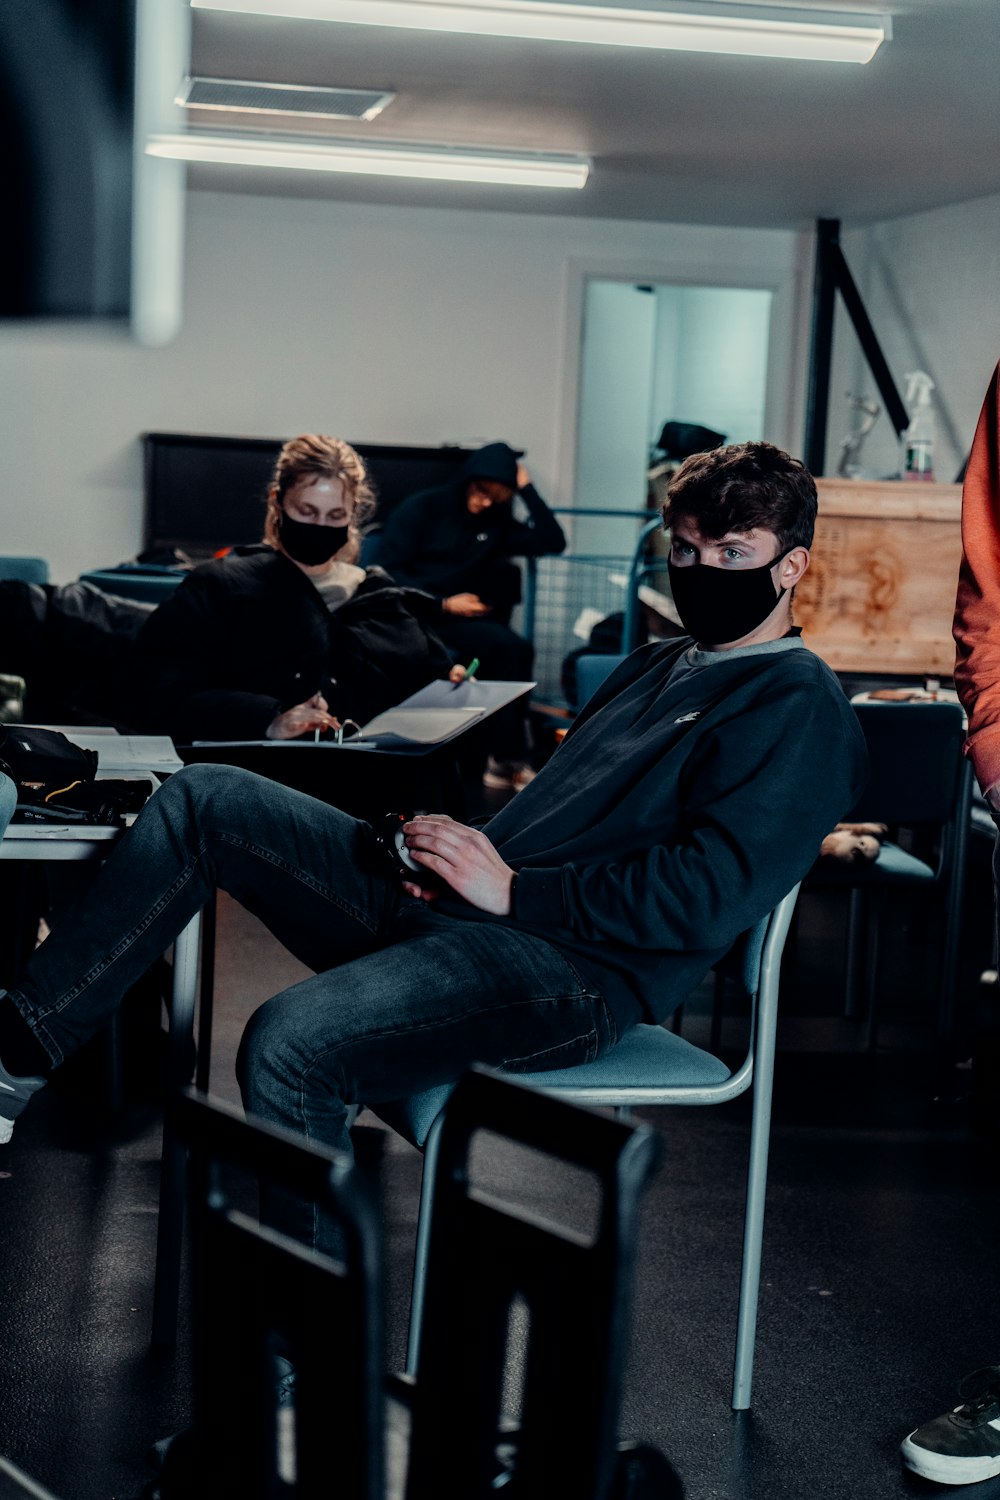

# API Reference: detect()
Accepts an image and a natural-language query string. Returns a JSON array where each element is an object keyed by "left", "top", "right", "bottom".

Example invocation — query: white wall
[
  {"left": 575, "top": 281, "right": 656, "bottom": 554},
  {"left": 650, "top": 284, "right": 772, "bottom": 448},
  {"left": 827, "top": 191, "right": 1000, "bottom": 482},
  {"left": 1, "top": 190, "right": 807, "bottom": 582}
]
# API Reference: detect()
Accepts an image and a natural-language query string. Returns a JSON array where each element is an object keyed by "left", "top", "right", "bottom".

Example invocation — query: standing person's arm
[{"left": 954, "top": 362, "right": 1000, "bottom": 803}]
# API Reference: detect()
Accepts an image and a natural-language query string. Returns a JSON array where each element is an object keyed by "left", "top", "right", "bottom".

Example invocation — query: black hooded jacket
[
  {"left": 133, "top": 548, "right": 453, "bottom": 742},
  {"left": 377, "top": 445, "right": 566, "bottom": 615}
]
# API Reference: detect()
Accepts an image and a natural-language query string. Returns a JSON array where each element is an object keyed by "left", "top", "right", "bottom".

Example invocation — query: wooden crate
[{"left": 796, "top": 480, "right": 963, "bottom": 677}]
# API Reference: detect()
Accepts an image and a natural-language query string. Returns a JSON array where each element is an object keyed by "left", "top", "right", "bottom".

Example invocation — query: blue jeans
[{"left": 8, "top": 765, "right": 620, "bottom": 1249}]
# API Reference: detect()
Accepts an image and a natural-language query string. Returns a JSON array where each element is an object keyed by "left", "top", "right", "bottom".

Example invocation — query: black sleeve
[
  {"left": 376, "top": 497, "right": 433, "bottom": 593},
  {"left": 496, "top": 484, "right": 566, "bottom": 558},
  {"left": 134, "top": 571, "right": 282, "bottom": 741}
]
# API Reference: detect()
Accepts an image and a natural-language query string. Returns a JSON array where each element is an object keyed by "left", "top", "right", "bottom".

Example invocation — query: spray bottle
[{"left": 902, "top": 371, "right": 936, "bottom": 481}]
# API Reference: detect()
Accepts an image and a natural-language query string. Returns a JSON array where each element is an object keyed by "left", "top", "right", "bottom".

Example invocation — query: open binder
[{"left": 191, "top": 679, "right": 535, "bottom": 756}]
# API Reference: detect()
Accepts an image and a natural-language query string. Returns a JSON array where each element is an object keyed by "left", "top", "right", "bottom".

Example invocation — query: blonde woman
[{"left": 136, "top": 435, "right": 454, "bottom": 742}]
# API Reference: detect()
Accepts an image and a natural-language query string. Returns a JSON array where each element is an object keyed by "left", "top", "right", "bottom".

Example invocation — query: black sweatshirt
[
  {"left": 438, "top": 636, "right": 867, "bottom": 1027},
  {"left": 133, "top": 550, "right": 453, "bottom": 742},
  {"left": 378, "top": 480, "right": 565, "bottom": 611}
]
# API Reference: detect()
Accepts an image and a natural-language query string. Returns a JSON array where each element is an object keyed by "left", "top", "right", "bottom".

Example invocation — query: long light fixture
[
  {"left": 191, "top": 1, "right": 891, "bottom": 64},
  {"left": 146, "top": 131, "right": 591, "bottom": 187}
]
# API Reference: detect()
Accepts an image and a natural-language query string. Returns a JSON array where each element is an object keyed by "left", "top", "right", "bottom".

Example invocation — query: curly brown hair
[
  {"left": 662, "top": 441, "right": 817, "bottom": 554},
  {"left": 263, "top": 435, "right": 376, "bottom": 558}
]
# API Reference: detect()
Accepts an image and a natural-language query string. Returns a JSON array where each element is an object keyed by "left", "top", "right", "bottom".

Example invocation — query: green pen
[{"left": 454, "top": 656, "right": 480, "bottom": 686}]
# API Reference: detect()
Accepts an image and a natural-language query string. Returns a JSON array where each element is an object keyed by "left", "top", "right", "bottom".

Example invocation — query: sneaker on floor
[
  {"left": 901, "top": 1366, "right": 1000, "bottom": 1485},
  {"left": 0, "top": 1054, "right": 47, "bottom": 1145},
  {"left": 483, "top": 757, "right": 537, "bottom": 791}
]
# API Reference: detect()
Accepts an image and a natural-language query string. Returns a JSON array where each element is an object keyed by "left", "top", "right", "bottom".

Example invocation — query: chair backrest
[
  {"left": 170, "top": 1090, "right": 384, "bottom": 1500},
  {"left": 848, "top": 700, "right": 966, "bottom": 825},
  {"left": 574, "top": 652, "right": 625, "bottom": 710},
  {"left": 0, "top": 557, "right": 48, "bottom": 585},
  {"left": 404, "top": 1067, "right": 661, "bottom": 1500}
]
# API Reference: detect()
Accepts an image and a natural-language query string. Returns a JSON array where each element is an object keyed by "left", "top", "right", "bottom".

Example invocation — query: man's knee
[{"left": 155, "top": 762, "right": 262, "bottom": 826}]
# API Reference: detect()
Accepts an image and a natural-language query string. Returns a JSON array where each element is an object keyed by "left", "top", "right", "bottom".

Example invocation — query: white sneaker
[{"left": 901, "top": 1366, "right": 1000, "bottom": 1485}]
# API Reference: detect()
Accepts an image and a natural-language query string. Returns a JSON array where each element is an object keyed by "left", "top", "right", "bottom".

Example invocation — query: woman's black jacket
[{"left": 134, "top": 548, "right": 453, "bottom": 742}]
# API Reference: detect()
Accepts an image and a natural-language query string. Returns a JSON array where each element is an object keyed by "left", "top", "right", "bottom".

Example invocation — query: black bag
[
  {"left": 0, "top": 725, "right": 151, "bottom": 827},
  {"left": 0, "top": 724, "right": 98, "bottom": 788}
]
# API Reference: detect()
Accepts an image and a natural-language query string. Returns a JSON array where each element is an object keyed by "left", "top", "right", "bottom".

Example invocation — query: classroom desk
[{"left": 1, "top": 760, "right": 201, "bottom": 1346}]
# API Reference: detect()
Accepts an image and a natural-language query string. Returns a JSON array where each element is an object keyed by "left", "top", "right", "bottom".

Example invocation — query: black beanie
[{"left": 458, "top": 442, "right": 523, "bottom": 488}]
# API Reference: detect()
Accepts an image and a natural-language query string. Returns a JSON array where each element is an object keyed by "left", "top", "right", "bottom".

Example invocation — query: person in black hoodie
[
  {"left": 378, "top": 442, "right": 566, "bottom": 787},
  {"left": 0, "top": 443, "right": 865, "bottom": 1257},
  {"left": 134, "top": 435, "right": 455, "bottom": 743}
]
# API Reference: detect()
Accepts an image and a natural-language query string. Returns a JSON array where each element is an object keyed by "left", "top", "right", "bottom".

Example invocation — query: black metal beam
[
  {"left": 830, "top": 243, "right": 910, "bottom": 438},
  {"left": 804, "top": 218, "right": 839, "bottom": 476},
  {"left": 804, "top": 218, "right": 911, "bottom": 473}
]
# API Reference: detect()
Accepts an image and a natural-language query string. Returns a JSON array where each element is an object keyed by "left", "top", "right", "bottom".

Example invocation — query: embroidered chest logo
[{"left": 674, "top": 711, "right": 702, "bottom": 723}]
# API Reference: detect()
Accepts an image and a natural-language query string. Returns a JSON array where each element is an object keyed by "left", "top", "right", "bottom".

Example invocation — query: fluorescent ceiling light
[
  {"left": 146, "top": 131, "right": 591, "bottom": 187},
  {"left": 191, "top": 0, "right": 891, "bottom": 64}
]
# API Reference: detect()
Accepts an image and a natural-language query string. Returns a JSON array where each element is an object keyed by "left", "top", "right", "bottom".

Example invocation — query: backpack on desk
[{"left": 0, "top": 725, "right": 150, "bottom": 826}]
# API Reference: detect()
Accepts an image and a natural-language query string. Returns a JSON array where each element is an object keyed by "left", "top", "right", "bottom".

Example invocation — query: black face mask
[
  {"left": 278, "top": 512, "right": 350, "bottom": 567},
  {"left": 667, "top": 552, "right": 789, "bottom": 646}
]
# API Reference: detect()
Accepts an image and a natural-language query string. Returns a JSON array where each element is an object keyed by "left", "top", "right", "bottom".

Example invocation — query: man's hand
[
  {"left": 400, "top": 815, "right": 515, "bottom": 913},
  {"left": 266, "top": 693, "right": 340, "bottom": 740},
  {"left": 443, "top": 593, "right": 492, "bottom": 618},
  {"left": 516, "top": 461, "right": 531, "bottom": 491}
]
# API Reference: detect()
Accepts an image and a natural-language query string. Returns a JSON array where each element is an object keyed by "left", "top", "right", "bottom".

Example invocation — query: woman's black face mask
[
  {"left": 278, "top": 511, "right": 350, "bottom": 567},
  {"left": 667, "top": 548, "right": 791, "bottom": 646}
]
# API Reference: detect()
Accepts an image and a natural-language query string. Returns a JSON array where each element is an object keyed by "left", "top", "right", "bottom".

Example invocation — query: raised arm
[{"left": 498, "top": 464, "right": 567, "bottom": 558}]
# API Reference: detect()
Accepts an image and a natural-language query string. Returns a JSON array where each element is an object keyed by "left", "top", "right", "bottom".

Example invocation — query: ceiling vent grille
[{"left": 178, "top": 76, "right": 395, "bottom": 122}]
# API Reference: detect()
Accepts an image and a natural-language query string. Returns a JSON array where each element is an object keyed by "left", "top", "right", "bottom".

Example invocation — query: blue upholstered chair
[
  {"left": 0, "top": 557, "right": 48, "bottom": 584},
  {"left": 572, "top": 651, "right": 626, "bottom": 711},
  {"left": 374, "top": 882, "right": 801, "bottom": 1412},
  {"left": 76, "top": 568, "right": 185, "bottom": 605}
]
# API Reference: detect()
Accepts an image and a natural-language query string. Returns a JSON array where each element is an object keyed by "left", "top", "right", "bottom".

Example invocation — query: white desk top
[{"left": 2, "top": 728, "right": 176, "bottom": 857}]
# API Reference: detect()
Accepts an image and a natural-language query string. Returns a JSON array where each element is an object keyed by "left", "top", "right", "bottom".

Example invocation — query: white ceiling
[{"left": 185, "top": 0, "right": 1000, "bottom": 228}]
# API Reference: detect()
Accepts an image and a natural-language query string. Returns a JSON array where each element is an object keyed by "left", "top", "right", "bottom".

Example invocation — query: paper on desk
[
  {"left": 70, "top": 735, "right": 184, "bottom": 775},
  {"left": 359, "top": 706, "right": 484, "bottom": 744}
]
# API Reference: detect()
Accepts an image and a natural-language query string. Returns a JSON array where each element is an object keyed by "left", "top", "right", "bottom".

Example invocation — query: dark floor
[{"left": 1, "top": 821, "right": 999, "bottom": 1499}]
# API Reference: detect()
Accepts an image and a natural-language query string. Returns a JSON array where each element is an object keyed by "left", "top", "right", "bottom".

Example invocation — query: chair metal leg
[
  {"left": 404, "top": 1110, "right": 445, "bottom": 1377},
  {"left": 731, "top": 1084, "right": 774, "bottom": 1408},
  {"left": 152, "top": 911, "right": 202, "bottom": 1346},
  {"left": 731, "top": 924, "right": 787, "bottom": 1410}
]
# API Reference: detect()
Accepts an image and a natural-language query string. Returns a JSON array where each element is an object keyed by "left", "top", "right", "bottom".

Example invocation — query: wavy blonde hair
[{"left": 263, "top": 434, "right": 376, "bottom": 561}]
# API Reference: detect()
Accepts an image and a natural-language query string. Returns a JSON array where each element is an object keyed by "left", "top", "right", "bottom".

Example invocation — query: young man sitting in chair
[{"left": 0, "top": 441, "right": 866, "bottom": 1252}]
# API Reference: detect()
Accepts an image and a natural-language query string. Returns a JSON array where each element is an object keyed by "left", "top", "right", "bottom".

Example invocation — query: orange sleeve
[{"left": 954, "top": 361, "right": 1000, "bottom": 794}]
